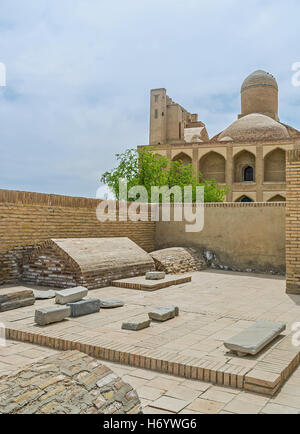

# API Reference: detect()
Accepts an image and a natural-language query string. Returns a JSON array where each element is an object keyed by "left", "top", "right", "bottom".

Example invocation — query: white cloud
[{"left": 0, "top": 0, "right": 300, "bottom": 196}]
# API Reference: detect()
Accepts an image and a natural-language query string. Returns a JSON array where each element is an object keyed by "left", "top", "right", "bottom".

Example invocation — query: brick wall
[
  {"left": 286, "top": 150, "right": 300, "bottom": 293},
  {"left": 156, "top": 202, "right": 286, "bottom": 273},
  {"left": 0, "top": 189, "right": 155, "bottom": 285},
  {"left": 0, "top": 188, "right": 289, "bottom": 286}
]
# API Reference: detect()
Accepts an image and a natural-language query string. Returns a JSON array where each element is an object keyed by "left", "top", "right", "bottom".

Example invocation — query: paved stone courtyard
[
  {"left": 1, "top": 340, "right": 300, "bottom": 414},
  {"left": 1, "top": 270, "right": 300, "bottom": 412}
]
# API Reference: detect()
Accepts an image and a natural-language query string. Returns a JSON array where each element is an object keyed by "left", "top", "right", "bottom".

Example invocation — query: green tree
[{"left": 101, "top": 148, "right": 229, "bottom": 202}]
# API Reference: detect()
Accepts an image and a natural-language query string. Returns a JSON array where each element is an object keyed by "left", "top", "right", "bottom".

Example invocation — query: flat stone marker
[
  {"left": 145, "top": 271, "right": 165, "bottom": 280},
  {"left": 0, "top": 289, "right": 35, "bottom": 312},
  {"left": 67, "top": 298, "right": 101, "bottom": 317},
  {"left": 163, "top": 305, "right": 179, "bottom": 316},
  {"left": 112, "top": 274, "right": 191, "bottom": 291},
  {"left": 99, "top": 299, "right": 124, "bottom": 308},
  {"left": 148, "top": 305, "right": 179, "bottom": 322},
  {"left": 224, "top": 321, "right": 286, "bottom": 356},
  {"left": 33, "top": 290, "right": 56, "bottom": 300},
  {"left": 55, "top": 286, "right": 88, "bottom": 305},
  {"left": 122, "top": 316, "right": 151, "bottom": 331},
  {"left": 35, "top": 306, "right": 71, "bottom": 326}
]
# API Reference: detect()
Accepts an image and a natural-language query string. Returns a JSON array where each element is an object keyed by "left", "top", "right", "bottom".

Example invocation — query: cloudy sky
[{"left": 0, "top": 0, "right": 300, "bottom": 197}]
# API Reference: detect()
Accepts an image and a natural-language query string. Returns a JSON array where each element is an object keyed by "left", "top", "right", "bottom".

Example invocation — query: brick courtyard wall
[
  {"left": 286, "top": 149, "right": 300, "bottom": 293},
  {"left": 0, "top": 188, "right": 288, "bottom": 285},
  {"left": 156, "top": 202, "right": 286, "bottom": 273},
  {"left": 0, "top": 189, "right": 155, "bottom": 285}
]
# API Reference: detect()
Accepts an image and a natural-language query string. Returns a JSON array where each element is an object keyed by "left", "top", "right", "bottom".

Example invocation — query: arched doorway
[
  {"left": 267, "top": 194, "right": 286, "bottom": 202},
  {"left": 243, "top": 166, "right": 254, "bottom": 181},
  {"left": 264, "top": 148, "right": 286, "bottom": 182},
  {"left": 236, "top": 195, "right": 254, "bottom": 202},
  {"left": 199, "top": 151, "right": 226, "bottom": 182},
  {"left": 234, "top": 150, "right": 256, "bottom": 182},
  {"left": 172, "top": 152, "right": 192, "bottom": 166}
]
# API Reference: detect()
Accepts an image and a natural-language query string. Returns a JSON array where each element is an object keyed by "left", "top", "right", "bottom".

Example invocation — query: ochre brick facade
[
  {"left": 0, "top": 190, "right": 155, "bottom": 285},
  {"left": 286, "top": 150, "right": 300, "bottom": 293}
]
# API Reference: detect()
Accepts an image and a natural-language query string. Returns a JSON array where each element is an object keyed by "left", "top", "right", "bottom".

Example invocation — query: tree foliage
[{"left": 101, "top": 148, "right": 229, "bottom": 202}]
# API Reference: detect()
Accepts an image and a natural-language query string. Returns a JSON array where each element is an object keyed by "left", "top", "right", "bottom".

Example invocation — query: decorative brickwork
[{"left": 286, "top": 149, "right": 300, "bottom": 293}]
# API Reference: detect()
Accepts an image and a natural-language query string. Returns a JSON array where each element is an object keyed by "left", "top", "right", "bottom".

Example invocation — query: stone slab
[
  {"left": 122, "top": 316, "right": 151, "bottom": 331},
  {"left": 224, "top": 321, "right": 286, "bottom": 356},
  {"left": 148, "top": 306, "right": 179, "bottom": 322},
  {"left": 112, "top": 274, "right": 192, "bottom": 291},
  {"left": 55, "top": 286, "right": 88, "bottom": 305},
  {"left": 35, "top": 306, "right": 71, "bottom": 326},
  {"left": 67, "top": 298, "right": 101, "bottom": 317},
  {"left": 99, "top": 299, "right": 124, "bottom": 308},
  {"left": 0, "top": 289, "right": 35, "bottom": 312},
  {"left": 164, "top": 305, "right": 179, "bottom": 316},
  {"left": 33, "top": 290, "right": 56, "bottom": 300},
  {"left": 145, "top": 271, "right": 166, "bottom": 280}
]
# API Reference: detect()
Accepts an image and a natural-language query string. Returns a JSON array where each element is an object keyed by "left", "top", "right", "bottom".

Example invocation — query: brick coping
[
  {"left": 0, "top": 189, "right": 286, "bottom": 209},
  {"left": 5, "top": 326, "right": 299, "bottom": 397}
]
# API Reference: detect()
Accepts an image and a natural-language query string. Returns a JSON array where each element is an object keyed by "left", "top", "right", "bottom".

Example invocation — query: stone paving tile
[
  {"left": 136, "top": 386, "right": 165, "bottom": 401},
  {"left": 286, "top": 376, "right": 300, "bottom": 386},
  {"left": 179, "top": 409, "right": 204, "bottom": 414},
  {"left": 165, "top": 385, "right": 201, "bottom": 402},
  {"left": 233, "top": 391, "right": 269, "bottom": 407},
  {"left": 223, "top": 395, "right": 267, "bottom": 414},
  {"left": 219, "top": 410, "right": 235, "bottom": 414},
  {"left": 271, "top": 392, "right": 300, "bottom": 408},
  {"left": 18, "top": 348, "right": 51, "bottom": 359},
  {"left": 143, "top": 406, "right": 174, "bottom": 414},
  {"left": 200, "top": 387, "right": 238, "bottom": 404},
  {"left": 146, "top": 376, "right": 183, "bottom": 391},
  {"left": 0, "top": 354, "right": 38, "bottom": 366},
  {"left": 130, "top": 369, "right": 158, "bottom": 380},
  {"left": 180, "top": 379, "right": 211, "bottom": 392},
  {"left": 150, "top": 396, "right": 189, "bottom": 413},
  {"left": 261, "top": 403, "right": 300, "bottom": 414},
  {"left": 0, "top": 362, "right": 10, "bottom": 370},
  {"left": 280, "top": 384, "right": 300, "bottom": 397},
  {"left": 121, "top": 375, "right": 149, "bottom": 389},
  {"left": 186, "top": 398, "right": 225, "bottom": 414}
]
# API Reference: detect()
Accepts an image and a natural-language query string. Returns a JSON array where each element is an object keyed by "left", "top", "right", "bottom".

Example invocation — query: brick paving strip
[{"left": 4, "top": 325, "right": 299, "bottom": 396}]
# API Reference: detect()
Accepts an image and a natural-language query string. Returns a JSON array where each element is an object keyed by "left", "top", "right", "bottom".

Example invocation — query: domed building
[{"left": 143, "top": 70, "right": 300, "bottom": 201}]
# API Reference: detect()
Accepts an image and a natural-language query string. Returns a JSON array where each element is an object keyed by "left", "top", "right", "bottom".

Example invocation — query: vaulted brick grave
[
  {"left": 150, "top": 247, "right": 206, "bottom": 274},
  {"left": 22, "top": 237, "right": 155, "bottom": 289}
]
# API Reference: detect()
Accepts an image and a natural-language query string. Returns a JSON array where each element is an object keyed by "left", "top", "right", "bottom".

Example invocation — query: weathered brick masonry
[
  {"left": 286, "top": 150, "right": 300, "bottom": 293},
  {"left": 0, "top": 350, "right": 142, "bottom": 414},
  {"left": 22, "top": 238, "right": 155, "bottom": 289},
  {"left": 0, "top": 190, "right": 155, "bottom": 285}
]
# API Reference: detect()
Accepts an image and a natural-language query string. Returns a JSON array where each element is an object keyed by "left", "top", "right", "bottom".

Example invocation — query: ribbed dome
[
  {"left": 218, "top": 113, "right": 289, "bottom": 142},
  {"left": 241, "top": 70, "right": 278, "bottom": 92}
]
